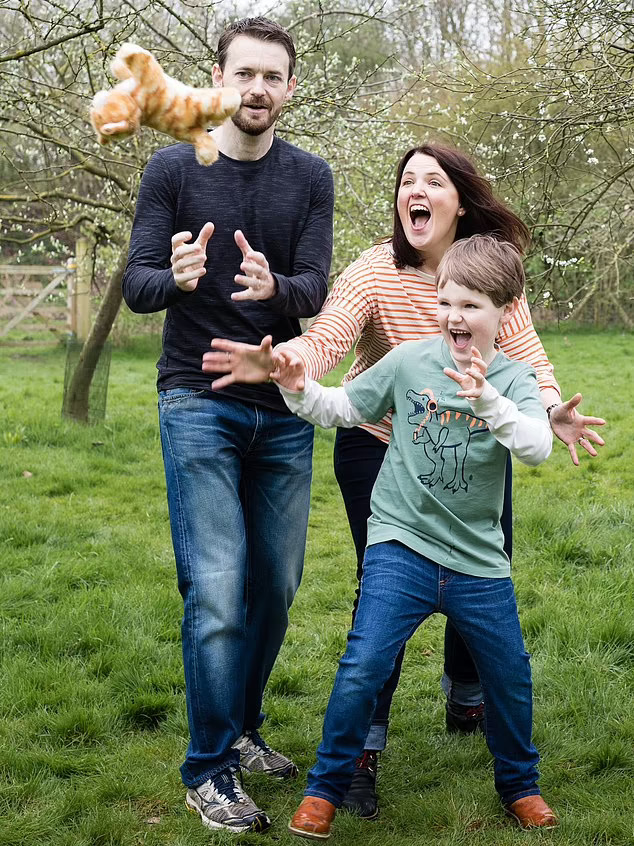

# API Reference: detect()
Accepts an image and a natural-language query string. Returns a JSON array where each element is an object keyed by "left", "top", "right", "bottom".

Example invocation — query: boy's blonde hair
[{"left": 436, "top": 234, "right": 525, "bottom": 307}]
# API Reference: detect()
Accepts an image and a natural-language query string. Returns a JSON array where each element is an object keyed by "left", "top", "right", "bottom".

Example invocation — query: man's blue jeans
[
  {"left": 158, "top": 390, "right": 314, "bottom": 787},
  {"left": 306, "top": 541, "right": 540, "bottom": 806}
]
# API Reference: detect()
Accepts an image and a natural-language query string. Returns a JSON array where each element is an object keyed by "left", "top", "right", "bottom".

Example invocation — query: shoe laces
[
  {"left": 202, "top": 769, "right": 248, "bottom": 805},
  {"left": 355, "top": 750, "right": 378, "bottom": 774},
  {"left": 245, "top": 729, "right": 273, "bottom": 755}
]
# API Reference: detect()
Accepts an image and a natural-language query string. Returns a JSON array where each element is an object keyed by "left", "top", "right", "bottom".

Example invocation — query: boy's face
[
  {"left": 437, "top": 279, "right": 517, "bottom": 370},
  {"left": 212, "top": 35, "right": 296, "bottom": 136}
]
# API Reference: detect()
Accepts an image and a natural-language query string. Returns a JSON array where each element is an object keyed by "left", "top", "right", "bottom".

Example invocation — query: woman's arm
[{"left": 497, "top": 294, "right": 605, "bottom": 462}]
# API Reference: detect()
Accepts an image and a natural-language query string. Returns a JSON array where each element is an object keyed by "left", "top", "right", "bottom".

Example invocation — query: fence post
[{"left": 74, "top": 236, "right": 94, "bottom": 340}]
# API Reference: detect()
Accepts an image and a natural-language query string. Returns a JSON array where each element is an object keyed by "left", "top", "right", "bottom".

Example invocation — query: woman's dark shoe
[
  {"left": 340, "top": 750, "right": 379, "bottom": 819},
  {"left": 505, "top": 795, "right": 558, "bottom": 829},
  {"left": 445, "top": 700, "right": 485, "bottom": 734}
]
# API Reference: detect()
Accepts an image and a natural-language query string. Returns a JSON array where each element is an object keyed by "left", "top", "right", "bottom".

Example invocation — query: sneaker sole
[
  {"left": 185, "top": 795, "right": 271, "bottom": 833},
  {"left": 288, "top": 822, "right": 331, "bottom": 840}
]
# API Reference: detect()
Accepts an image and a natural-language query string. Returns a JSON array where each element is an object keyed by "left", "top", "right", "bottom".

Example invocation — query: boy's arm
[
  {"left": 445, "top": 347, "right": 552, "bottom": 466},
  {"left": 272, "top": 346, "right": 393, "bottom": 429},
  {"left": 278, "top": 380, "right": 368, "bottom": 429},
  {"left": 469, "top": 383, "right": 552, "bottom": 466}
]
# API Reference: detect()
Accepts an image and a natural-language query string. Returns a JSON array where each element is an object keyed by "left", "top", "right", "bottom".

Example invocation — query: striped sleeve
[
  {"left": 280, "top": 256, "right": 375, "bottom": 380},
  {"left": 497, "top": 293, "right": 561, "bottom": 395}
]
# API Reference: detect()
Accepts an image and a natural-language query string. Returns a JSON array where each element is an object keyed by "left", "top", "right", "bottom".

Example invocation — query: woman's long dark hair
[{"left": 390, "top": 143, "right": 530, "bottom": 269}]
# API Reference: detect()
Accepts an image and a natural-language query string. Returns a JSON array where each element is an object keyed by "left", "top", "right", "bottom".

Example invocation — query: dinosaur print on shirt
[{"left": 406, "top": 388, "right": 488, "bottom": 494}]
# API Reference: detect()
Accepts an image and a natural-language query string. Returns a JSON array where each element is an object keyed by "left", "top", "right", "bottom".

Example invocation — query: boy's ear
[{"left": 499, "top": 297, "right": 520, "bottom": 327}]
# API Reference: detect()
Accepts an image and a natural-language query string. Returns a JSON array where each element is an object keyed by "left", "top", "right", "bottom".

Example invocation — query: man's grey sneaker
[
  {"left": 185, "top": 768, "right": 271, "bottom": 833},
  {"left": 233, "top": 729, "right": 299, "bottom": 779}
]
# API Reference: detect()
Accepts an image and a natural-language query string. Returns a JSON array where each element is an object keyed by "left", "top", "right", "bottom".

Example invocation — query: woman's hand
[
  {"left": 548, "top": 394, "right": 606, "bottom": 466},
  {"left": 202, "top": 335, "right": 275, "bottom": 390}
]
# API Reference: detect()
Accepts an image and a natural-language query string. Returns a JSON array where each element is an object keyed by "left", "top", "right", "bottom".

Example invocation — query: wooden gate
[{"left": 0, "top": 238, "right": 94, "bottom": 339}]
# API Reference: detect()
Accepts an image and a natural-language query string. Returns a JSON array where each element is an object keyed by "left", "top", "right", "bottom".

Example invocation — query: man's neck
[{"left": 212, "top": 122, "right": 275, "bottom": 162}]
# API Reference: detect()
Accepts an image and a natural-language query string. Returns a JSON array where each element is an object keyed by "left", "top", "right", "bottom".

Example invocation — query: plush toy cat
[{"left": 90, "top": 43, "right": 241, "bottom": 165}]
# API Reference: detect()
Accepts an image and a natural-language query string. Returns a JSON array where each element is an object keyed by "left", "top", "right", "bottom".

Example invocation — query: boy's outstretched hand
[
  {"left": 444, "top": 347, "right": 488, "bottom": 400},
  {"left": 271, "top": 349, "right": 306, "bottom": 393}
]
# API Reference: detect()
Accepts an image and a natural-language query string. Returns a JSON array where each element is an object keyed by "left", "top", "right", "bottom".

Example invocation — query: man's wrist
[{"left": 546, "top": 403, "right": 560, "bottom": 421}]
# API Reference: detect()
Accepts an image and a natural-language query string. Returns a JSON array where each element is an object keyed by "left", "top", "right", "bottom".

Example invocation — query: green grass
[{"left": 0, "top": 329, "right": 632, "bottom": 846}]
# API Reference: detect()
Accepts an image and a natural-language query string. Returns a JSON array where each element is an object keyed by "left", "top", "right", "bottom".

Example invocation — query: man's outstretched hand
[{"left": 202, "top": 335, "right": 276, "bottom": 391}]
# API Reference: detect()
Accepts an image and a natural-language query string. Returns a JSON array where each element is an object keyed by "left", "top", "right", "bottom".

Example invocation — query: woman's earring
[{"left": 457, "top": 208, "right": 465, "bottom": 217}]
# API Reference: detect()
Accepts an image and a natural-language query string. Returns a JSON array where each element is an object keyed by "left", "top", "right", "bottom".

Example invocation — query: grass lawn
[{"left": 0, "top": 329, "right": 632, "bottom": 846}]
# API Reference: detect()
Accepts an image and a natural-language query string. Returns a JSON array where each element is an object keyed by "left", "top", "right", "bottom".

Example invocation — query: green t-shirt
[{"left": 345, "top": 336, "right": 546, "bottom": 578}]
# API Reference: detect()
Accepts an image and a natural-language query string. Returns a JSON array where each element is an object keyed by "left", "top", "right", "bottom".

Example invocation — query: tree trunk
[{"left": 63, "top": 246, "right": 127, "bottom": 423}]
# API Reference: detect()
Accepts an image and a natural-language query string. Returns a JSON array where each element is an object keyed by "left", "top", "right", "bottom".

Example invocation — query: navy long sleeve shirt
[{"left": 122, "top": 136, "right": 334, "bottom": 412}]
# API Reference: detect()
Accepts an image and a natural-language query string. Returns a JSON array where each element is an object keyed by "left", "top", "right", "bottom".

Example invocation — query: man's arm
[
  {"left": 262, "top": 160, "right": 334, "bottom": 318},
  {"left": 122, "top": 153, "right": 190, "bottom": 314}
]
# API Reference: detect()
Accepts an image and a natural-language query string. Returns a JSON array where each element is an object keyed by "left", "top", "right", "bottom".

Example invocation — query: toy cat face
[{"left": 90, "top": 87, "right": 141, "bottom": 144}]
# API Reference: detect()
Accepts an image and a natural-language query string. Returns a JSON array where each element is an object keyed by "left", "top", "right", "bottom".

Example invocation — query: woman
[{"left": 202, "top": 143, "right": 604, "bottom": 818}]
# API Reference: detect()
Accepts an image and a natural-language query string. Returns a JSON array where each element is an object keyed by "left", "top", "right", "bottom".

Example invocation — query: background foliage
[{"left": 1, "top": 0, "right": 632, "bottom": 328}]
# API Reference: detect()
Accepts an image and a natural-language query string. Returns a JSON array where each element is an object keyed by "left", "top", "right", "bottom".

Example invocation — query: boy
[{"left": 271, "top": 235, "right": 557, "bottom": 838}]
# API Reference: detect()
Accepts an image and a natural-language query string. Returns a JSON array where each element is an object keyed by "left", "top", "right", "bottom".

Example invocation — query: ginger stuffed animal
[{"left": 90, "top": 43, "right": 241, "bottom": 165}]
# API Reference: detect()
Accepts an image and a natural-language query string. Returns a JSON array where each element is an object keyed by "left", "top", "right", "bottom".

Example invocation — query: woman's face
[{"left": 396, "top": 153, "right": 462, "bottom": 272}]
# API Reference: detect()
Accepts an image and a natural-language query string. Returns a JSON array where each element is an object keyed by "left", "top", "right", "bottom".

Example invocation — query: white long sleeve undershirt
[{"left": 278, "top": 378, "right": 552, "bottom": 466}]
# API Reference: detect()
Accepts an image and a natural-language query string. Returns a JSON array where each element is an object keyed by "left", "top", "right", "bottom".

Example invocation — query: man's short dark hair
[
  {"left": 436, "top": 235, "right": 525, "bottom": 306},
  {"left": 217, "top": 17, "right": 296, "bottom": 79}
]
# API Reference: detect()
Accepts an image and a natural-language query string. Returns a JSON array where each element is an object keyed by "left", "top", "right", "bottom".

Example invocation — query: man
[{"left": 122, "top": 17, "right": 334, "bottom": 834}]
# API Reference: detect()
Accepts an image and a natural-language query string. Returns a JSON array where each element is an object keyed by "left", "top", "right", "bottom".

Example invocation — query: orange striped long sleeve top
[{"left": 283, "top": 243, "right": 560, "bottom": 444}]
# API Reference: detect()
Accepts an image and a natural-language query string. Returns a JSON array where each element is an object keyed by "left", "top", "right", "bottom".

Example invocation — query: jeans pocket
[{"left": 158, "top": 388, "right": 207, "bottom": 408}]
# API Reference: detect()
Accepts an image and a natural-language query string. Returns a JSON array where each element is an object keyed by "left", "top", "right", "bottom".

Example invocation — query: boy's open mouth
[
  {"left": 409, "top": 204, "right": 430, "bottom": 231},
  {"left": 450, "top": 329, "right": 472, "bottom": 350}
]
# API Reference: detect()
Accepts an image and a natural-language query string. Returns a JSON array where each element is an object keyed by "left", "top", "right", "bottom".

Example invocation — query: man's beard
[{"left": 231, "top": 100, "right": 284, "bottom": 136}]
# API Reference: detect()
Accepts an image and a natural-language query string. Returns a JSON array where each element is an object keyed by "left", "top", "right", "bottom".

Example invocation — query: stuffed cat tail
[{"left": 89, "top": 43, "right": 241, "bottom": 165}]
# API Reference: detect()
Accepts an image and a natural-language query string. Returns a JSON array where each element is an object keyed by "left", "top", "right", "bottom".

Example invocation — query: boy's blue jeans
[
  {"left": 158, "top": 390, "right": 314, "bottom": 787},
  {"left": 306, "top": 540, "right": 540, "bottom": 806}
]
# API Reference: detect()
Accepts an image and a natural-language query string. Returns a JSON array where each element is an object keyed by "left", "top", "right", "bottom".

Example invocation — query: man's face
[{"left": 213, "top": 35, "right": 296, "bottom": 136}]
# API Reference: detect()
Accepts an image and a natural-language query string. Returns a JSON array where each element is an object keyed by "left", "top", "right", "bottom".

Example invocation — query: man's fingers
[
  {"left": 171, "top": 230, "right": 192, "bottom": 250},
  {"left": 567, "top": 444, "right": 581, "bottom": 467},
  {"left": 209, "top": 338, "right": 241, "bottom": 353},
  {"left": 195, "top": 222, "right": 215, "bottom": 249},
  {"left": 211, "top": 373, "right": 236, "bottom": 391},
  {"left": 202, "top": 351, "right": 235, "bottom": 373},
  {"left": 234, "top": 229, "right": 252, "bottom": 257}
]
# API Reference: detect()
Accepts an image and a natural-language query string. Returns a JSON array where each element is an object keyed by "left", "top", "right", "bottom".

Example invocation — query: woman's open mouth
[{"left": 409, "top": 204, "right": 431, "bottom": 231}]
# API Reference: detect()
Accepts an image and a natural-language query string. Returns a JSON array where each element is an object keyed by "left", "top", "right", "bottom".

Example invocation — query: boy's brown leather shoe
[
  {"left": 505, "top": 795, "right": 558, "bottom": 829},
  {"left": 289, "top": 797, "right": 337, "bottom": 840}
]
